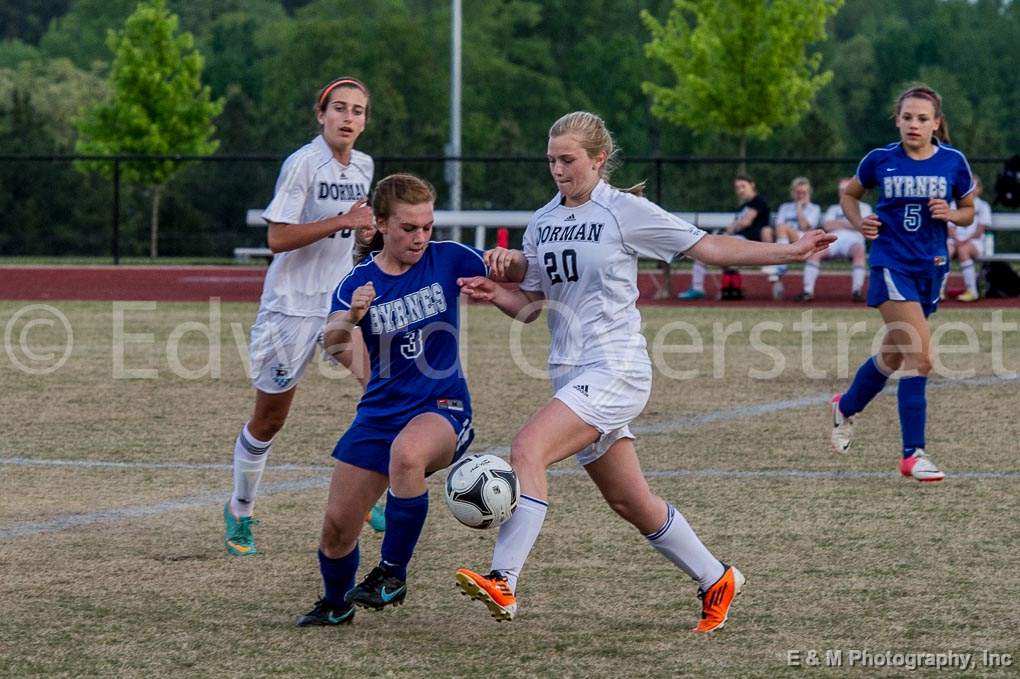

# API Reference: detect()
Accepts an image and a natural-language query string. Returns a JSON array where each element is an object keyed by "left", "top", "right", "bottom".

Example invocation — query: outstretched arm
[
  {"left": 686, "top": 229, "right": 835, "bottom": 267},
  {"left": 483, "top": 247, "right": 528, "bottom": 283},
  {"left": 458, "top": 276, "right": 544, "bottom": 323}
]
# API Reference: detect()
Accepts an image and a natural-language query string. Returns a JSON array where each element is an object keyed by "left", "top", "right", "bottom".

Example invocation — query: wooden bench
[
  {"left": 231, "top": 208, "right": 1020, "bottom": 264},
  {"left": 977, "top": 213, "right": 1020, "bottom": 264}
]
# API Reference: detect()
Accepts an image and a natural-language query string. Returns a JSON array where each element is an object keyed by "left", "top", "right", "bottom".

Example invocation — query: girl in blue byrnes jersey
[
  {"left": 831, "top": 85, "right": 975, "bottom": 482},
  {"left": 296, "top": 173, "right": 525, "bottom": 627}
]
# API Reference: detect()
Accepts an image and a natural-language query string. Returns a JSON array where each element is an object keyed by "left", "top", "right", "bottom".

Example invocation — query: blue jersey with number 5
[
  {"left": 330, "top": 241, "right": 487, "bottom": 422},
  {"left": 856, "top": 142, "right": 974, "bottom": 275}
]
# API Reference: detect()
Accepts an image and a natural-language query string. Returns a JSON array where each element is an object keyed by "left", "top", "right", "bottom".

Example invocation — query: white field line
[
  {"left": 2, "top": 372, "right": 1018, "bottom": 539},
  {"left": 0, "top": 478, "right": 326, "bottom": 541}
]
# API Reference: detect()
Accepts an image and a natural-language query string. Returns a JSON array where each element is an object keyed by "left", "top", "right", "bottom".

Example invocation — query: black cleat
[
  {"left": 296, "top": 598, "right": 355, "bottom": 627},
  {"left": 851, "top": 290, "right": 864, "bottom": 303},
  {"left": 345, "top": 566, "right": 407, "bottom": 610},
  {"left": 795, "top": 291, "right": 814, "bottom": 302}
]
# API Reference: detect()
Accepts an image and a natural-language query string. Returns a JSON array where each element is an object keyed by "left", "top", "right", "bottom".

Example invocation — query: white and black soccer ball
[{"left": 444, "top": 454, "right": 519, "bottom": 529}]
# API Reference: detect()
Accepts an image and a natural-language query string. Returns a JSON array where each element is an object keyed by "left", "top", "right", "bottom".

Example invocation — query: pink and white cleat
[
  {"left": 899, "top": 449, "right": 945, "bottom": 482},
  {"left": 830, "top": 394, "right": 855, "bottom": 453}
]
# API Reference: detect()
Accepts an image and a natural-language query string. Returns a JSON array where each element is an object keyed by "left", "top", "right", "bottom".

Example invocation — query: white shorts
[
  {"left": 825, "top": 229, "right": 865, "bottom": 259},
  {"left": 947, "top": 237, "right": 984, "bottom": 258},
  {"left": 550, "top": 361, "right": 652, "bottom": 466},
  {"left": 248, "top": 309, "right": 325, "bottom": 393}
]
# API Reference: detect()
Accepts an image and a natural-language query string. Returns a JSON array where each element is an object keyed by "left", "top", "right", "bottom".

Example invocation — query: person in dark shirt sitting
[{"left": 679, "top": 174, "right": 771, "bottom": 300}]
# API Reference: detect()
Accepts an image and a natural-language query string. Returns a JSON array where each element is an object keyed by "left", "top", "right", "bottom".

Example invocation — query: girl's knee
[
  {"left": 509, "top": 436, "right": 544, "bottom": 472},
  {"left": 388, "top": 444, "right": 422, "bottom": 479}
]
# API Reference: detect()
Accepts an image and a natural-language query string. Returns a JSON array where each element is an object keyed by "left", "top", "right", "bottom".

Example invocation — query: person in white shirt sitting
[
  {"left": 947, "top": 174, "right": 990, "bottom": 302},
  {"left": 796, "top": 177, "right": 869, "bottom": 302}
]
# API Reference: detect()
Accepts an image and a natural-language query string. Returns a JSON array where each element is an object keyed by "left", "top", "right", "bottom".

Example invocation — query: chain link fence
[{"left": 0, "top": 154, "right": 1013, "bottom": 260}]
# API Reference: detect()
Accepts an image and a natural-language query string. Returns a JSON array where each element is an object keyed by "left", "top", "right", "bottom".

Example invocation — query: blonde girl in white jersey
[
  {"left": 455, "top": 111, "right": 834, "bottom": 632},
  {"left": 224, "top": 77, "right": 376, "bottom": 557}
]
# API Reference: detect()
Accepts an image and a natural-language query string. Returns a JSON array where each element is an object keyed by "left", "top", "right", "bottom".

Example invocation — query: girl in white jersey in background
[
  {"left": 224, "top": 77, "right": 376, "bottom": 557},
  {"left": 947, "top": 174, "right": 991, "bottom": 302},
  {"left": 455, "top": 111, "right": 834, "bottom": 632}
]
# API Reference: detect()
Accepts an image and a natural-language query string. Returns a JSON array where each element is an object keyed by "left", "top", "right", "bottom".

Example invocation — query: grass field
[{"left": 2, "top": 301, "right": 1019, "bottom": 678}]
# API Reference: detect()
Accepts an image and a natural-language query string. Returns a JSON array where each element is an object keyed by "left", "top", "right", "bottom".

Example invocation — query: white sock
[
  {"left": 490, "top": 494, "right": 547, "bottom": 593},
  {"left": 645, "top": 504, "right": 725, "bottom": 592},
  {"left": 851, "top": 265, "right": 865, "bottom": 294},
  {"left": 775, "top": 237, "right": 790, "bottom": 275},
  {"left": 803, "top": 261, "right": 820, "bottom": 295},
  {"left": 230, "top": 424, "right": 273, "bottom": 517},
  {"left": 691, "top": 261, "right": 706, "bottom": 292},
  {"left": 961, "top": 260, "right": 977, "bottom": 295}
]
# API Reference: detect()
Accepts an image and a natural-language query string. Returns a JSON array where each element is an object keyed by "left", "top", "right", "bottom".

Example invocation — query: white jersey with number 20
[{"left": 520, "top": 180, "right": 706, "bottom": 367}]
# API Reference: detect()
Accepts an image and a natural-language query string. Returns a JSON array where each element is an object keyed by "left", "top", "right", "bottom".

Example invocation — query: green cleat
[
  {"left": 297, "top": 598, "right": 356, "bottom": 627},
  {"left": 223, "top": 502, "right": 258, "bottom": 556},
  {"left": 677, "top": 288, "right": 705, "bottom": 301},
  {"left": 366, "top": 501, "right": 386, "bottom": 533}
]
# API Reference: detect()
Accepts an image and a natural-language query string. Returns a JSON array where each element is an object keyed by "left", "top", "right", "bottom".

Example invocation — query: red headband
[{"left": 318, "top": 79, "right": 367, "bottom": 107}]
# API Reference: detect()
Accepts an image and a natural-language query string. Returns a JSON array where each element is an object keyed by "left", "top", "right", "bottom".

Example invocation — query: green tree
[
  {"left": 642, "top": 0, "right": 843, "bottom": 171},
  {"left": 39, "top": 0, "right": 137, "bottom": 71},
  {"left": 0, "top": 57, "right": 107, "bottom": 145},
  {"left": 75, "top": 0, "right": 223, "bottom": 258},
  {"left": 0, "top": 0, "right": 71, "bottom": 43}
]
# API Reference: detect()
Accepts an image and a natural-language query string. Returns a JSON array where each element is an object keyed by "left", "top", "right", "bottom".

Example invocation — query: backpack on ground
[
  {"left": 720, "top": 268, "right": 743, "bottom": 300},
  {"left": 993, "top": 154, "right": 1020, "bottom": 207},
  {"left": 983, "top": 261, "right": 1020, "bottom": 298}
]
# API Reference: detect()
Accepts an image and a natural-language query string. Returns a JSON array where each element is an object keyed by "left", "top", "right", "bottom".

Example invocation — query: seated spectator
[
  {"left": 767, "top": 177, "right": 821, "bottom": 298},
  {"left": 679, "top": 174, "right": 770, "bottom": 300},
  {"left": 947, "top": 174, "right": 990, "bottom": 302},
  {"left": 796, "top": 177, "right": 869, "bottom": 302}
]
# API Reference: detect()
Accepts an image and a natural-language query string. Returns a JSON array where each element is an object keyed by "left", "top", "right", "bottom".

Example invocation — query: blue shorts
[
  {"left": 332, "top": 403, "right": 474, "bottom": 475},
  {"left": 867, "top": 266, "right": 949, "bottom": 318}
]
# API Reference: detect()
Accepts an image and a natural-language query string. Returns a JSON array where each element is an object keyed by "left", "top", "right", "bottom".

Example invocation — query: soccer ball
[{"left": 444, "top": 454, "right": 519, "bottom": 529}]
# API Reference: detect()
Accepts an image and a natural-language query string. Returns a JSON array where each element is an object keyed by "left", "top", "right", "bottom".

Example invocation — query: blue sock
[
  {"left": 379, "top": 490, "right": 429, "bottom": 581},
  {"left": 898, "top": 376, "right": 927, "bottom": 457},
  {"left": 318, "top": 545, "right": 358, "bottom": 608},
  {"left": 839, "top": 356, "right": 889, "bottom": 417}
]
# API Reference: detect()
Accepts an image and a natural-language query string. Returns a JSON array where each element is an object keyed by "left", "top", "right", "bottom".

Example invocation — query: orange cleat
[
  {"left": 455, "top": 568, "right": 517, "bottom": 621},
  {"left": 694, "top": 564, "right": 745, "bottom": 633}
]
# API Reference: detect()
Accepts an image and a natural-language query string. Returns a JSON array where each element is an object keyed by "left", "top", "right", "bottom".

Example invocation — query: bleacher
[
  {"left": 233, "top": 210, "right": 274, "bottom": 261},
  {"left": 234, "top": 209, "right": 1020, "bottom": 263},
  {"left": 978, "top": 213, "right": 1020, "bottom": 262}
]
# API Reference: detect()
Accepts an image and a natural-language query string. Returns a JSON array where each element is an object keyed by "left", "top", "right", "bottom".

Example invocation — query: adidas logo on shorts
[
  {"left": 572, "top": 384, "right": 589, "bottom": 397},
  {"left": 272, "top": 364, "right": 292, "bottom": 389}
]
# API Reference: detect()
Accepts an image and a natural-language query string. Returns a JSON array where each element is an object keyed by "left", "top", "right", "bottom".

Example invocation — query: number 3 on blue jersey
[
  {"left": 399, "top": 328, "right": 423, "bottom": 359},
  {"left": 903, "top": 204, "right": 922, "bottom": 232}
]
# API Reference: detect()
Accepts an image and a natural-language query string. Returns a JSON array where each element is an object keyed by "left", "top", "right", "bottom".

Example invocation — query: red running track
[{"left": 1, "top": 265, "right": 1015, "bottom": 308}]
